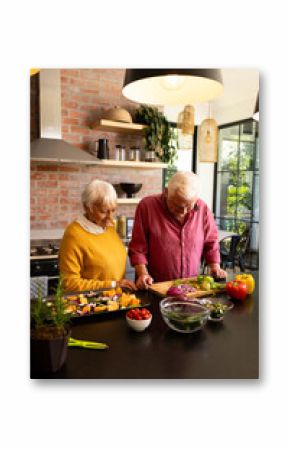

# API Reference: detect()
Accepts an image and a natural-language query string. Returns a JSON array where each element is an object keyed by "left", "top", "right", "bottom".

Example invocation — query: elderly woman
[{"left": 59, "top": 179, "right": 136, "bottom": 292}]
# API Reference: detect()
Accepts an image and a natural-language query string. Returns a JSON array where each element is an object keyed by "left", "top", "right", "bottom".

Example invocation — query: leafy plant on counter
[
  {"left": 31, "top": 276, "right": 71, "bottom": 339},
  {"left": 135, "top": 105, "right": 177, "bottom": 165},
  {"left": 31, "top": 284, "right": 49, "bottom": 329},
  {"left": 31, "top": 276, "right": 72, "bottom": 374},
  {"left": 52, "top": 276, "right": 71, "bottom": 329}
]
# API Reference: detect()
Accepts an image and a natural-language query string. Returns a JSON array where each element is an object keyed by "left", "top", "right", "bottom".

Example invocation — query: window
[{"left": 214, "top": 119, "right": 259, "bottom": 266}]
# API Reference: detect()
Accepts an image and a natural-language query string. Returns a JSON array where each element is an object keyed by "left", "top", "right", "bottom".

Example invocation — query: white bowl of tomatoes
[{"left": 126, "top": 308, "right": 152, "bottom": 332}]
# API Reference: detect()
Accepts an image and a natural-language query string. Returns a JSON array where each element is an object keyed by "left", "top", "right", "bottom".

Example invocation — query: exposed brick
[
  {"left": 36, "top": 164, "right": 59, "bottom": 172},
  {"left": 31, "top": 172, "right": 47, "bottom": 180},
  {"left": 31, "top": 69, "right": 163, "bottom": 231},
  {"left": 69, "top": 125, "right": 88, "bottom": 134},
  {"left": 31, "top": 222, "right": 48, "bottom": 230},
  {"left": 67, "top": 110, "right": 87, "bottom": 119},
  {"left": 31, "top": 189, "right": 47, "bottom": 197},
  {"left": 58, "top": 166, "right": 80, "bottom": 173},
  {"left": 63, "top": 118, "right": 80, "bottom": 125},
  {"left": 37, "top": 180, "right": 58, "bottom": 188},
  {"left": 45, "top": 197, "right": 59, "bottom": 205}
]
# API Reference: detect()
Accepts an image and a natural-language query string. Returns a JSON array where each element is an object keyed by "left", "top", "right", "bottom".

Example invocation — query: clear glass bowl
[{"left": 160, "top": 297, "right": 209, "bottom": 334}]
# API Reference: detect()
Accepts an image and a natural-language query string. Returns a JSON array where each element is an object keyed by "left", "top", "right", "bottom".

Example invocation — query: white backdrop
[{"left": 0, "top": 2, "right": 288, "bottom": 449}]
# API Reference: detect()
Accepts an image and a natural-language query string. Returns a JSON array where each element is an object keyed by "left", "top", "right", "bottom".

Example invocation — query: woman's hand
[
  {"left": 118, "top": 279, "right": 137, "bottom": 290},
  {"left": 136, "top": 274, "right": 154, "bottom": 290}
]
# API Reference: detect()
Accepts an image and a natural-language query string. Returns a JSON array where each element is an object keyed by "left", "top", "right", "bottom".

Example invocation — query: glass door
[{"left": 215, "top": 119, "right": 259, "bottom": 267}]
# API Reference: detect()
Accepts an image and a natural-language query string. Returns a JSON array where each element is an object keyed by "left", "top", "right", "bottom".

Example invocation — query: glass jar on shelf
[
  {"left": 114, "top": 145, "right": 126, "bottom": 161},
  {"left": 144, "top": 150, "right": 156, "bottom": 162},
  {"left": 128, "top": 146, "right": 141, "bottom": 162}
]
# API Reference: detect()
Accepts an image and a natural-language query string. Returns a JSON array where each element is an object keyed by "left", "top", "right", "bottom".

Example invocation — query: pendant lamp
[
  {"left": 30, "top": 69, "right": 40, "bottom": 76},
  {"left": 177, "top": 105, "right": 195, "bottom": 135},
  {"left": 253, "top": 93, "right": 259, "bottom": 121},
  {"left": 198, "top": 104, "right": 219, "bottom": 162},
  {"left": 122, "top": 69, "right": 223, "bottom": 105}
]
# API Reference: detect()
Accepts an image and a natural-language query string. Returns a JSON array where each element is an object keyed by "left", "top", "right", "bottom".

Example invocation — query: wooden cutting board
[{"left": 148, "top": 277, "right": 217, "bottom": 298}]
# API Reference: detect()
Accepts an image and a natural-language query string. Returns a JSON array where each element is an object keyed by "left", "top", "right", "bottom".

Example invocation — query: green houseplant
[
  {"left": 30, "top": 277, "right": 71, "bottom": 374},
  {"left": 135, "top": 105, "right": 177, "bottom": 165}
]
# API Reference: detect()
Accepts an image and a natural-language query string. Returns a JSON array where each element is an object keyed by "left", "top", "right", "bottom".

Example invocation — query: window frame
[{"left": 213, "top": 118, "right": 259, "bottom": 249}]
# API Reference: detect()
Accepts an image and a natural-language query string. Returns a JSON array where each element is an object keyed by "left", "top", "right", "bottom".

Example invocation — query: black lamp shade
[{"left": 122, "top": 68, "right": 224, "bottom": 105}]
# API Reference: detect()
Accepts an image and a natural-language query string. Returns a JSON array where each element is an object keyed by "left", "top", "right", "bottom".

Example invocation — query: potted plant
[
  {"left": 30, "top": 277, "right": 71, "bottom": 374},
  {"left": 135, "top": 105, "right": 177, "bottom": 165}
]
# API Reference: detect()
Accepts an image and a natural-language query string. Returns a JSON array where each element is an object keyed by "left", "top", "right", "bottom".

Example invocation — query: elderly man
[{"left": 128, "top": 171, "right": 226, "bottom": 289}]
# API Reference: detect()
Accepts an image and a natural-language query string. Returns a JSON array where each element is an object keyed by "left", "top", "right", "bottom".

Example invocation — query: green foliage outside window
[{"left": 220, "top": 137, "right": 254, "bottom": 234}]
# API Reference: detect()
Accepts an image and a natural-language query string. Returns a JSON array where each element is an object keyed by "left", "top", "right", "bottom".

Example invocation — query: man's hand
[
  {"left": 134, "top": 264, "right": 153, "bottom": 289},
  {"left": 118, "top": 279, "right": 137, "bottom": 290},
  {"left": 208, "top": 263, "right": 227, "bottom": 279},
  {"left": 136, "top": 274, "right": 153, "bottom": 290}
]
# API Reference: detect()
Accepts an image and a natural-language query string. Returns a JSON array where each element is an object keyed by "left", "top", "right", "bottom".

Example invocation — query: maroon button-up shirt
[{"left": 128, "top": 193, "right": 220, "bottom": 282}]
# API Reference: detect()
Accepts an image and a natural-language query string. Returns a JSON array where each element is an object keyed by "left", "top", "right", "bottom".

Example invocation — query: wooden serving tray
[{"left": 148, "top": 277, "right": 217, "bottom": 298}]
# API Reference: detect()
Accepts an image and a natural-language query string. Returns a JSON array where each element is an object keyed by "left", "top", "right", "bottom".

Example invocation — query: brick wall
[{"left": 30, "top": 69, "right": 164, "bottom": 230}]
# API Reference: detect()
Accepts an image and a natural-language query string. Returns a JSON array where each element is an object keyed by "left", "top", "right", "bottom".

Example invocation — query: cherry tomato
[{"left": 126, "top": 308, "right": 151, "bottom": 320}]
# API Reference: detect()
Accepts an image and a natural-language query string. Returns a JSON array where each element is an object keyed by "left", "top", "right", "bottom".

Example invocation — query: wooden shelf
[
  {"left": 31, "top": 158, "right": 167, "bottom": 169},
  {"left": 91, "top": 119, "right": 147, "bottom": 134},
  {"left": 117, "top": 198, "right": 141, "bottom": 204},
  {"left": 93, "top": 159, "right": 167, "bottom": 169}
]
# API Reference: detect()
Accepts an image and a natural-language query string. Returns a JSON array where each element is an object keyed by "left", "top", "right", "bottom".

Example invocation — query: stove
[
  {"left": 30, "top": 242, "right": 60, "bottom": 258},
  {"left": 30, "top": 240, "right": 61, "bottom": 296}
]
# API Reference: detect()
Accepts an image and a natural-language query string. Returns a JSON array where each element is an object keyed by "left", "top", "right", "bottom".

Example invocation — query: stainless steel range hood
[{"left": 31, "top": 69, "right": 98, "bottom": 163}]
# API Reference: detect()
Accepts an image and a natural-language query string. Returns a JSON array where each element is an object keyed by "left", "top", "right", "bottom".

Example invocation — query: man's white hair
[
  {"left": 167, "top": 171, "right": 200, "bottom": 200},
  {"left": 82, "top": 179, "right": 117, "bottom": 210}
]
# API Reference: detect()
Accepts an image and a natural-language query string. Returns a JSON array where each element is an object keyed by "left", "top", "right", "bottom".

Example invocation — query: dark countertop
[{"left": 31, "top": 274, "right": 259, "bottom": 379}]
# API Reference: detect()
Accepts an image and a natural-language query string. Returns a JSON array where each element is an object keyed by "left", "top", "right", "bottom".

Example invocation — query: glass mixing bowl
[{"left": 160, "top": 297, "right": 210, "bottom": 334}]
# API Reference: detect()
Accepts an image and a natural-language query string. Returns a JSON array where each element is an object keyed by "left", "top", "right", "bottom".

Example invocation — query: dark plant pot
[{"left": 30, "top": 328, "right": 71, "bottom": 375}]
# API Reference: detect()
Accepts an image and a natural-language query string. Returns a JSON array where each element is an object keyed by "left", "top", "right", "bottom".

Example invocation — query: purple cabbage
[{"left": 166, "top": 284, "right": 196, "bottom": 297}]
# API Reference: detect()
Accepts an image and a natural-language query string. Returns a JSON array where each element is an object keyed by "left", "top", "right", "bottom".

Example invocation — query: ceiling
[{"left": 164, "top": 68, "right": 259, "bottom": 125}]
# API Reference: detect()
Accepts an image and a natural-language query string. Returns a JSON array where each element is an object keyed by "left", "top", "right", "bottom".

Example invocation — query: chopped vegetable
[
  {"left": 212, "top": 282, "right": 226, "bottom": 290},
  {"left": 163, "top": 310, "right": 207, "bottom": 332},
  {"left": 42, "top": 288, "right": 142, "bottom": 317},
  {"left": 200, "top": 281, "right": 212, "bottom": 291},
  {"left": 208, "top": 302, "right": 226, "bottom": 319},
  {"left": 167, "top": 284, "right": 196, "bottom": 297}
]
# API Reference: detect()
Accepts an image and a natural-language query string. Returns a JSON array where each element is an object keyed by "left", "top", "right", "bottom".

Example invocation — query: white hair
[
  {"left": 81, "top": 179, "right": 117, "bottom": 211},
  {"left": 167, "top": 171, "right": 200, "bottom": 200}
]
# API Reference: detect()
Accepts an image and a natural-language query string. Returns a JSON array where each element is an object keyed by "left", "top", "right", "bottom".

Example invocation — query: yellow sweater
[{"left": 59, "top": 221, "right": 127, "bottom": 292}]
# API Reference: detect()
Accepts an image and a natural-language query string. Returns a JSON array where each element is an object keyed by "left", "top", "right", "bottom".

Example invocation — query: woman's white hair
[
  {"left": 81, "top": 179, "right": 117, "bottom": 211},
  {"left": 167, "top": 171, "right": 200, "bottom": 200}
]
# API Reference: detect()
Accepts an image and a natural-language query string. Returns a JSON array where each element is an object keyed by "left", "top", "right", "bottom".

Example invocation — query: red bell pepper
[{"left": 226, "top": 280, "right": 248, "bottom": 300}]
